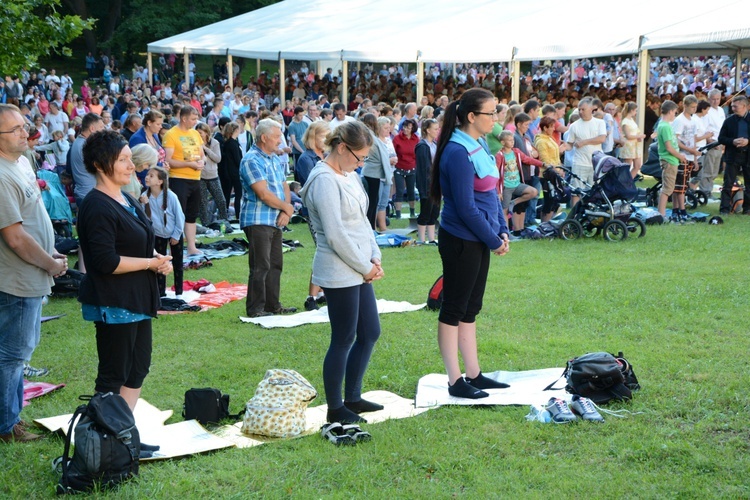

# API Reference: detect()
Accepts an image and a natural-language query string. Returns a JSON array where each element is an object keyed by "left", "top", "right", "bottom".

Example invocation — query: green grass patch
[{"left": 3, "top": 205, "right": 750, "bottom": 498}]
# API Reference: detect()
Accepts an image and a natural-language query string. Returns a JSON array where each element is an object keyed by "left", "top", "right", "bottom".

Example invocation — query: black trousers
[
  {"left": 322, "top": 284, "right": 381, "bottom": 409},
  {"left": 94, "top": 319, "right": 152, "bottom": 393},
  {"left": 720, "top": 157, "right": 750, "bottom": 213},
  {"left": 244, "top": 225, "right": 283, "bottom": 315},
  {"left": 437, "top": 227, "right": 490, "bottom": 326},
  {"left": 364, "top": 176, "right": 380, "bottom": 229},
  {"left": 154, "top": 236, "right": 184, "bottom": 296},
  {"left": 224, "top": 171, "right": 243, "bottom": 220},
  {"left": 417, "top": 191, "right": 439, "bottom": 226}
]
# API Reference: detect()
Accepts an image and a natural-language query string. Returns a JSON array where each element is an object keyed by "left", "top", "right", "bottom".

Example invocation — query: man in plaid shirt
[{"left": 240, "top": 118, "right": 297, "bottom": 318}]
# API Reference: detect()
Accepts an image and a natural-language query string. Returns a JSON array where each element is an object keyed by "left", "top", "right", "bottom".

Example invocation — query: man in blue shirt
[{"left": 240, "top": 118, "right": 297, "bottom": 317}]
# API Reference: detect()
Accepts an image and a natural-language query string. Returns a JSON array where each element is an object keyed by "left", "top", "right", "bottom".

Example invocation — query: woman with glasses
[
  {"left": 430, "top": 88, "right": 511, "bottom": 399},
  {"left": 300, "top": 121, "right": 383, "bottom": 425}
]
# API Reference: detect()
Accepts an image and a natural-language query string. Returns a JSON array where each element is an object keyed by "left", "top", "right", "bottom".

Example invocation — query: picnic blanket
[
  {"left": 34, "top": 399, "right": 235, "bottom": 461},
  {"left": 215, "top": 390, "right": 431, "bottom": 448},
  {"left": 415, "top": 367, "right": 568, "bottom": 408},
  {"left": 36, "top": 391, "right": 428, "bottom": 457},
  {"left": 158, "top": 281, "right": 247, "bottom": 314},
  {"left": 240, "top": 299, "right": 425, "bottom": 328},
  {"left": 23, "top": 380, "right": 65, "bottom": 407}
]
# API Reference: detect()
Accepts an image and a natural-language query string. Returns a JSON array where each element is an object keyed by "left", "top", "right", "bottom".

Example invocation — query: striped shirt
[{"left": 239, "top": 145, "right": 287, "bottom": 228}]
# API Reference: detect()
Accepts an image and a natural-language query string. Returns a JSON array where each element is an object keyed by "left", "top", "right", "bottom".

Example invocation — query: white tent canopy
[
  {"left": 641, "top": 1, "right": 750, "bottom": 54},
  {"left": 148, "top": 0, "right": 748, "bottom": 64},
  {"left": 513, "top": 0, "right": 746, "bottom": 61},
  {"left": 147, "top": 0, "right": 749, "bottom": 122},
  {"left": 148, "top": 0, "right": 518, "bottom": 63}
]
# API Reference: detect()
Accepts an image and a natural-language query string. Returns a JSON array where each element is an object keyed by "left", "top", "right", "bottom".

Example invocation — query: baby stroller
[
  {"left": 558, "top": 152, "right": 644, "bottom": 241},
  {"left": 642, "top": 142, "right": 716, "bottom": 209}
]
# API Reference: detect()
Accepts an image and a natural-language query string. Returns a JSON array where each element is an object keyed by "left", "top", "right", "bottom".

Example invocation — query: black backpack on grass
[
  {"left": 57, "top": 392, "right": 140, "bottom": 495},
  {"left": 52, "top": 270, "right": 84, "bottom": 298},
  {"left": 182, "top": 387, "right": 241, "bottom": 425},
  {"left": 563, "top": 351, "right": 640, "bottom": 404}
]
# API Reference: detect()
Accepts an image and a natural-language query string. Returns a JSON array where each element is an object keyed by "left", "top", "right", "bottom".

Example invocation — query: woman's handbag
[{"left": 241, "top": 369, "right": 317, "bottom": 438}]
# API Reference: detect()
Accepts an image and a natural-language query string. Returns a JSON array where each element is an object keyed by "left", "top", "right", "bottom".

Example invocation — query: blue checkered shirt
[{"left": 239, "top": 145, "right": 287, "bottom": 228}]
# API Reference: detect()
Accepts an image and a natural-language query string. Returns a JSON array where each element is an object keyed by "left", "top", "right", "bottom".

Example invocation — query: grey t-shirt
[
  {"left": 0, "top": 157, "right": 55, "bottom": 297},
  {"left": 70, "top": 136, "right": 96, "bottom": 200}
]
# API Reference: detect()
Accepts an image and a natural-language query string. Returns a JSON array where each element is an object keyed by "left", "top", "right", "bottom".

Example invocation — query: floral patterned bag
[{"left": 241, "top": 369, "right": 317, "bottom": 438}]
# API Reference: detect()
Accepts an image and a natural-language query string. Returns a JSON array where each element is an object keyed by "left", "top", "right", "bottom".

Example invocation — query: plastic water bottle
[{"left": 525, "top": 404, "right": 552, "bottom": 423}]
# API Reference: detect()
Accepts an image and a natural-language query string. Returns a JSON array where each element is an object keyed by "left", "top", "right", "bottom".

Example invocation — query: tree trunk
[
  {"left": 62, "top": 0, "right": 97, "bottom": 54},
  {"left": 101, "top": 0, "right": 122, "bottom": 50}
]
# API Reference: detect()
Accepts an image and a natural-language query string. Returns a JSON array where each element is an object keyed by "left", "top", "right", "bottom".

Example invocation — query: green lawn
[{"left": 2, "top": 202, "right": 750, "bottom": 498}]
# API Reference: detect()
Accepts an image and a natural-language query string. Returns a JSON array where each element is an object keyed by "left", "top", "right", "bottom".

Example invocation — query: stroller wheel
[
  {"left": 559, "top": 219, "right": 583, "bottom": 240},
  {"left": 626, "top": 217, "right": 647, "bottom": 238},
  {"left": 695, "top": 191, "right": 709, "bottom": 206},
  {"left": 603, "top": 219, "right": 628, "bottom": 242},
  {"left": 686, "top": 192, "right": 699, "bottom": 210}
]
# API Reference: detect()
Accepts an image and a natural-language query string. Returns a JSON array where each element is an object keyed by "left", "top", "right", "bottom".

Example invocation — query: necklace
[{"left": 322, "top": 160, "right": 347, "bottom": 177}]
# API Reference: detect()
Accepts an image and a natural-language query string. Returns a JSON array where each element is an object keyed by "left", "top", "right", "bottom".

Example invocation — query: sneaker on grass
[
  {"left": 23, "top": 364, "right": 49, "bottom": 377},
  {"left": 569, "top": 395, "right": 604, "bottom": 422},
  {"left": 304, "top": 296, "right": 318, "bottom": 311},
  {"left": 545, "top": 397, "right": 577, "bottom": 423}
]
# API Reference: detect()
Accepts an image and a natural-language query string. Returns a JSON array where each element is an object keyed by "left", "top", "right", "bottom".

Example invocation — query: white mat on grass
[
  {"left": 34, "top": 399, "right": 235, "bottom": 460},
  {"left": 415, "top": 367, "right": 568, "bottom": 408},
  {"left": 215, "top": 390, "right": 431, "bottom": 448},
  {"left": 240, "top": 299, "right": 425, "bottom": 328}
]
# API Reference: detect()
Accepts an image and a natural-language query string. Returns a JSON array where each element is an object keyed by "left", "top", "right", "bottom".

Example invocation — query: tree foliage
[
  {"left": 59, "top": 0, "right": 280, "bottom": 63},
  {"left": 0, "top": 0, "right": 92, "bottom": 74}
]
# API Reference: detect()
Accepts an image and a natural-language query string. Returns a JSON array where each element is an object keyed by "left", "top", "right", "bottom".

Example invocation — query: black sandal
[
  {"left": 320, "top": 422, "right": 356, "bottom": 446},
  {"left": 342, "top": 424, "right": 371, "bottom": 443}
]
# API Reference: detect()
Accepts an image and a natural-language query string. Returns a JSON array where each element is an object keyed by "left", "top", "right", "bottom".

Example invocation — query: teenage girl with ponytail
[
  {"left": 430, "top": 88, "right": 512, "bottom": 399},
  {"left": 141, "top": 165, "right": 186, "bottom": 298}
]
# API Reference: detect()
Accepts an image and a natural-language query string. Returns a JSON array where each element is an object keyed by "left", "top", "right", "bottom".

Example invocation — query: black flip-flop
[{"left": 320, "top": 422, "right": 355, "bottom": 446}]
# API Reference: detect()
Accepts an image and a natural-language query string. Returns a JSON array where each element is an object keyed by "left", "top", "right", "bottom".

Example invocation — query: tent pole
[
  {"left": 736, "top": 49, "right": 742, "bottom": 95},
  {"left": 417, "top": 61, "right": 424, "bottom": 105},
  {"left": 511, "top": 59, "right": 520, "bottom": 103},
  {"left": 341, "top": 60, "right": 348, "bottom": 107},
  {"left": 184, "top": 51, "right": 190, "bottom": 89},
  {"left": 147, "top": 52, "right": 153, "bottom": 87},
  {"left": 637, "top": 47, "right": 649, "bottom": 135},
  {"left": 257, "top": 59, "right": 261, "bottom": 79},
  {"left": 279, "top": 58, "right": 285, "bottom": 107},
  {"left": 227, "top": 54, "right": 234, "bottom": 90}
]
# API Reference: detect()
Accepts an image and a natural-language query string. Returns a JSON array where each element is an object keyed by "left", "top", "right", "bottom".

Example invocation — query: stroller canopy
[{"left": 591, "top": 152, "right": 638, "bottom": 202}]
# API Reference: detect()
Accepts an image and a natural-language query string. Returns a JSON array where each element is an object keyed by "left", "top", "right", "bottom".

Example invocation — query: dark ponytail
[
  {"left": 430, "top": 101, "right": 459, "bottom": 204},
  {"left": 430, "top": 88, "right": 495, "bottom": 204}
]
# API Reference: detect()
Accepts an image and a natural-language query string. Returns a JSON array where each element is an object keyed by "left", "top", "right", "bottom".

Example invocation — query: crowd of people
[{"left": 2, "top": 51, "right": 750, "bottom": 442}]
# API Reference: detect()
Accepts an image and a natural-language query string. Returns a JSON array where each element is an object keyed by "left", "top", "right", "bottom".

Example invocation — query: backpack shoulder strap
[
  {"left": 543, "top": 366, "right": 569, "bottom": 391},
  {"left": 58, "top": 404, "right": 88, "bottom": 486}
]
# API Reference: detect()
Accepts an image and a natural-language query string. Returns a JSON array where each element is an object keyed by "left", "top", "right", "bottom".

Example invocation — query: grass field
[{"left": 2, "top": 200, "right": 750, "bottom": 498}]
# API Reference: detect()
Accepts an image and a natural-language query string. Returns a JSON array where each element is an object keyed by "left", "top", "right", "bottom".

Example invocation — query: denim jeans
[
  {"left": 524, "top": 175, "right": 542, "bottom": 227},
  {"left": 0, "top": 291, "right": 43, "bottom": 434},
  {"left": 377, "top": 180, "right": 391, "bottom": 212}
]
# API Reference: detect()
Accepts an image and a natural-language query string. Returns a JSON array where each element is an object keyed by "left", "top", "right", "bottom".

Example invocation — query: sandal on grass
[
  {"left": 320, "top": 422, "right": 356, "bottom": 446},
  {"left": 342, "top": 424, "right": 371, "bottom": 443}
]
